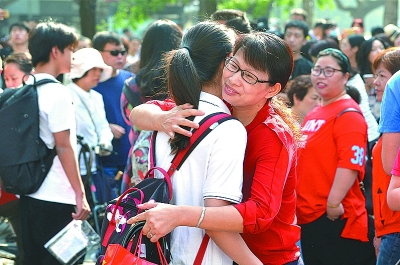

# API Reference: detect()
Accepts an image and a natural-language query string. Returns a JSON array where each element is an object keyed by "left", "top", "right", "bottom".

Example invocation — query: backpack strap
[
  {"left": 149, "top": 112, "right": 235, "bottom": 174},
  {"left": 168, "top": 112, "right": 234, "bottom": 175},
  {"left": 193, "top": 234, "right": 210, "bottom": 265}
]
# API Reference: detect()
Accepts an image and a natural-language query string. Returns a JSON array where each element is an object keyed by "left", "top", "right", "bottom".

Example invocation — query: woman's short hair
[
  {"left": 286, "top": 75, "right": 312, "bottom": 107},
  {"left": 233, "top": 32, "right": 294, "bottom": 91},
  {"left": 372, "top": 47, "right": 400, "bottom": 75}
]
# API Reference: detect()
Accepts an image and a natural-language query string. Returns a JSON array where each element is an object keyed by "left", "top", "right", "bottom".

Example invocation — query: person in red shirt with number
[{"left": 296, "top": 48, "right": 375, "bottom": 265}]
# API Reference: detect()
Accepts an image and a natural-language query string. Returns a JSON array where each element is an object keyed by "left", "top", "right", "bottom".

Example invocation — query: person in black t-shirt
[{"left": 284, "top": 20, "right": 313, "bottom": 79}]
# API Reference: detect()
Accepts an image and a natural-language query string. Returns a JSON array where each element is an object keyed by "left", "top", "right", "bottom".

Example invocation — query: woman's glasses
[
  {"left": 311, "top": 66, "right": 342, "bottom": 77},
  {"left": 224, "top": 57, "right": 273, "bottom": 85}
]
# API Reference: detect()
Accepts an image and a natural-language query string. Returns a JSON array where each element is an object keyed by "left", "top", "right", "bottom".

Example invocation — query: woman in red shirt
[
  {"left": 371, "top": 47, "right": 400, "bottom": 264},
  {"left": 296, "top": 48, "right": 375, "bottom": 264},
  {"left": 129, "top": 32, "right": 302, "bottom": 265}
]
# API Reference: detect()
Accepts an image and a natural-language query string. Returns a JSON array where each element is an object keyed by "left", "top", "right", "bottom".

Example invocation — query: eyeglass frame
[
  {"left": 311, "top": 66, "right": 343, "bottom": 77},
  {"left": 224, "top": 57, "right": 274, "bottom": 85},
  {"left": 101, "top": 49, "right": 127, "bottom": 56}
]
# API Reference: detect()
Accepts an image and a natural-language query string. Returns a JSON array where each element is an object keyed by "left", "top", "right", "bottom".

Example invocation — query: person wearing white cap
[
  {"left": 67, "top": 47, "right": 114, "bottom": 205},
  {"left": 384, "top": 24, "right": 400, "bottom": 47}
]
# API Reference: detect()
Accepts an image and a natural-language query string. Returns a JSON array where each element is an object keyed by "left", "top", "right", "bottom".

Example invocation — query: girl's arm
[
  {"left": 130, "top": 103, "right": 203, "bottom": 138},
  {"left": 204, "top": 199, "right": 262, "bottom": 265}
]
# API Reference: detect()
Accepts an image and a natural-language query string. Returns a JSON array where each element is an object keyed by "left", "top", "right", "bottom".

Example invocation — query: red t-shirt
[
  {"left": 372, "top": 138, "right": 400, "bottom": 237},
  {"left": 233, "top": 102, "right": 300, "bottom": 265},
  {"left": 296, "top": 98, "right": 369, "bottom": 242}
]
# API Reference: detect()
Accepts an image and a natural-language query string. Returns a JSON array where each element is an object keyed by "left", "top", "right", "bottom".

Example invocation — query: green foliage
[
  {"left": 218, "top": 0, "right": 302, "bottom": 19},
  {"left": 218, "top": 0, "right": 269, "bottom": 18},
  {"left": 111, "top": 0, "right": 335, "bottom": 29},
  {"left": 315, "top": 0, "right": 335, "bottom": 10},
  {"left": 113, "top": 0, "right": 179, "bottom": 29}
]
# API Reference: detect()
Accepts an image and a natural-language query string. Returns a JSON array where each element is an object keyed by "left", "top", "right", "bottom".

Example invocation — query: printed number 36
[{"left": 351, "top": 145, "right": 364, "bottom": 166}]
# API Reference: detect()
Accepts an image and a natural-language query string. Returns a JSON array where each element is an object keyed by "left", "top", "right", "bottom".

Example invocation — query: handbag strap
[
  {"left": 122, "top": 221, "right": 169, "bottom": 265},
  {"left": 102, "top": 187, "right": 145, "bottom": 247},
  {"left": 193, "top": 234, "right": 210, "bottom": 265},
  {"left": 334, "top": 107, "right": 365, "bottom": 191}
]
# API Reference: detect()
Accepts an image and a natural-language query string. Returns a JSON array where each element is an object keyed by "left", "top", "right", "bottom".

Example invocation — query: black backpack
[{"left": 0, "top": 78, "right": 57, "bottom": 194}]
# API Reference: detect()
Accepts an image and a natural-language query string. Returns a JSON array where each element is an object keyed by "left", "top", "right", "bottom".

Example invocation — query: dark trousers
[
  {"left": 300, "top": 214, "right": 376, "bottom": 265},
  {"left": 19, "top": 196, "right": 76, "bottom": 265}
]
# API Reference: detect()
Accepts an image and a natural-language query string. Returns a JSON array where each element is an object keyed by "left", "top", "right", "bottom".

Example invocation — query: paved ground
[{"left": 0, "top": 218, "right": 98, "bottom": 265}]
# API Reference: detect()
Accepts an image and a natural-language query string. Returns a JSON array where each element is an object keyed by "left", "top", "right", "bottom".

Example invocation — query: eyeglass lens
[{"left": 109, "top": 50, "right": 126, "bottom": 56}]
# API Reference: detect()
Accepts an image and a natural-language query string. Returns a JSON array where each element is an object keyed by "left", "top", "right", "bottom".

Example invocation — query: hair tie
[{"left": 322, "top": 48, "right": 351, "bottom": 73}]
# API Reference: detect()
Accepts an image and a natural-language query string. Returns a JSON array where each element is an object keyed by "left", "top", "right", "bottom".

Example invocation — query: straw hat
[
  {"left": 70, "top": 48, "right": 112, "bottom": 82},
  {"left": 384, "top": 24, "right": 400, "bottom": 44}
]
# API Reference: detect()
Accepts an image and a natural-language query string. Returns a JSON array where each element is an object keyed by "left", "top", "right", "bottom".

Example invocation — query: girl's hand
[{"left": 127, "top": 203, "right": 181, "bottom": 242}]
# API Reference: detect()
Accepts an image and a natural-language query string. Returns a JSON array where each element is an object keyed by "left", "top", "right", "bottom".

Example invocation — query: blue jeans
[{"left": 377, "top": 232, "right": 400, "bottom": 265}]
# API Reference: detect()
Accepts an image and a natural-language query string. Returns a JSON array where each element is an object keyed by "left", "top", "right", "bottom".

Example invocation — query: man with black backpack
[{"left": 18, "top": 21, "right": 90, "bottom": 265}]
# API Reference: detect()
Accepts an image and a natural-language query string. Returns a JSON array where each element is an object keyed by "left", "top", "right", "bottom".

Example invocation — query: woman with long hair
[{"left": 120, "top": 19, "right": 183, "bottom": 191}]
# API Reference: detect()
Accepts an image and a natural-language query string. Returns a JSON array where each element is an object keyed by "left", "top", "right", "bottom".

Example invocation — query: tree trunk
[
  {"left": 199, "top": 0, "right": 217, "bottom": 20},
  {"left": 384, "top": 0, "right": 398, "bottom": 26},
  {"left": 303, "top": 0, "right": 314, "bottom": 27},
  {"left": 79, "top": 0, "right": 96, "bottom": 39}
]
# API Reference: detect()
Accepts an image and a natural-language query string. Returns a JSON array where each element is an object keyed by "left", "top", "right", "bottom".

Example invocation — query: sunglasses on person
[{"left": 101, "top": 50, "right": 127, "bottom": 56}]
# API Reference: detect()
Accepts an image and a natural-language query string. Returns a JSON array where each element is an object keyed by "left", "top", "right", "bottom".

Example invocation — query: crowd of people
[{"left": 1, "top": 6, "right": 400, "bottom": 265}]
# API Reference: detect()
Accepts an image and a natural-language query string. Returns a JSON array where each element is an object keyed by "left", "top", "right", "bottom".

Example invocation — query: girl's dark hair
[
  {"left": 308, "top": 38, "right": 339, "bottom": 58},
  {"left": 4, "top": 52, "right": 33, "bottom": 74},
  {"left": 28, "top": 21, "right": 78, "bottom": 67},
  {"left": 372, "top": 47, "right": 400, "bottom": 75},
  {"left": 136, "top": 19, "right": 183, "bottom": 100},
  {"left": 233, "top": 32, "right": 302, "bottom": 142},
  {"left": 287, "top": 75, "right": 312, "bottom": 106},
  {"left": 317, "top": 48, "right": 351, "bottom": 73},
  {"left": 347, "top": 34, "right": 365, "bottom": 49},
  {"left": 356, "top": 37, "right": 387, "bottom": 77},
  {"left": 166, "top": 21, "right": 233, "bottom": 154}
]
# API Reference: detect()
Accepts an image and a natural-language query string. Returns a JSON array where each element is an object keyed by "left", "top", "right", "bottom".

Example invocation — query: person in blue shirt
[{"left": 92, "top": 31, "right": 134, "bottom": 200}]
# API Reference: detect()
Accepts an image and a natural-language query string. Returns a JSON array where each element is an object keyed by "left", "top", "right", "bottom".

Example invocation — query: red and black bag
[{"left": 98, "top": 112, "right": 235, "bottom": 264}]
